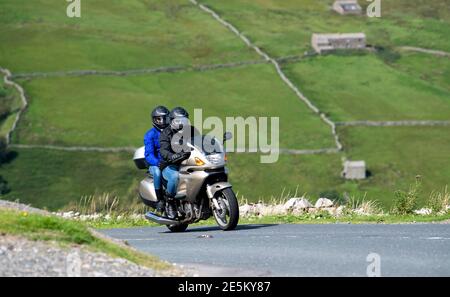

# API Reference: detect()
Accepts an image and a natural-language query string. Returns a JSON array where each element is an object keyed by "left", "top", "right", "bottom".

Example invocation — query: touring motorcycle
[{"left": 133, "top": 132, "right": 239, "bottom": 232}]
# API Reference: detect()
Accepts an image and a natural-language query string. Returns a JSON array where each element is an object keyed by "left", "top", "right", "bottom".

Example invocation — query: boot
[
  {"left": 155, "top": 189, "right": 165, "bottom": 213},
  {"left": 165, "top": 192, "right": 177, "bottom": 219}
]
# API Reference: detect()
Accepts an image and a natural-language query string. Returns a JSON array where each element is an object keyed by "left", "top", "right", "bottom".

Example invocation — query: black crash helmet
[
  {"left": 169, "top": 107, "right": 189, "bottom": 131},
  {"left": 151, "top": 105, "right": 170, "bottom": 131}
]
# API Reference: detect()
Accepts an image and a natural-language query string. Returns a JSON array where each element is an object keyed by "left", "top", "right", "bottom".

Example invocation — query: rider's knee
[{"left": 153, "top": 169, "right": 162, "bottom": 179}]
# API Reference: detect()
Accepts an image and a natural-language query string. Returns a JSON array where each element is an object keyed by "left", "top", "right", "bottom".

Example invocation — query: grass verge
[{"left": 0, "top": 208, "right": 171, "bottom": 271}]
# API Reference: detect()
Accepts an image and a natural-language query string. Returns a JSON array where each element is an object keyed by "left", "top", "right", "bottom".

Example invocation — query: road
[{"left": 100, "top": 223, "right": 450, "bottom": 276}]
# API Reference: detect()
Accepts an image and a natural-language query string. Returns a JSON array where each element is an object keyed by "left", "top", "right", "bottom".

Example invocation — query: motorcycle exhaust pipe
[{"left": 145, "top": 211, "right": 180, "bottom": 225}]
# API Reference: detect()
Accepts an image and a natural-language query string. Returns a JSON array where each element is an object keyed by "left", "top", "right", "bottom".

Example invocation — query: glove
[
  {"left": 169, "top": 151, "right": 191, "bottom": 163},
  {"left": 181, "top": 151, "right": 191, "bottom": 159},
  {"left": 169, "top": 153, "right": 182, "bottom": 162}
]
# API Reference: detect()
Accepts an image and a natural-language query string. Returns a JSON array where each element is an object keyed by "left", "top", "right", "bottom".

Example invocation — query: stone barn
[
  {"left": 332, "top": 0, "right": 362, "bottom": 15},
  {"left": 342, "top": 160, "right": 366, "bottom": 180},
  {"left": 311, "top": 33, "right": 366, "bottom": 54}
]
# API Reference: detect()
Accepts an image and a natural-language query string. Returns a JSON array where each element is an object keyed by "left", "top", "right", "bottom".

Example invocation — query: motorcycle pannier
[{"left": 133, "top": 147, "right": 149, "bottom": 170}]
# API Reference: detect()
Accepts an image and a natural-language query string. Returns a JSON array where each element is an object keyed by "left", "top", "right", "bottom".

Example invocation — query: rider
[
  {"left": 159, "top": 107, "right": 193, "bottom": 219},
  {"left": 144, "top": 105, "right": 170, "bottom": 212}
]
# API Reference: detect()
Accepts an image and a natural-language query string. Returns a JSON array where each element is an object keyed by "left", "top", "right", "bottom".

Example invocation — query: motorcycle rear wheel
[{"left": 213, "top": 188, "right": 239, "bottom": 231}]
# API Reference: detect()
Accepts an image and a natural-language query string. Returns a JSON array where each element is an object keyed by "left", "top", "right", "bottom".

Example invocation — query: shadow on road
[{"left": 161, "top": 224, "right": 278, "bottom": 233}]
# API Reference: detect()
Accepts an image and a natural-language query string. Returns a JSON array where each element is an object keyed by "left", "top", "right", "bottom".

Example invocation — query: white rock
[
  {"left": 62, "top": 211, "right": 74, "bottom": 218},
  {"left": 353, "top": 208, "right": 370, "bottom": 216},
  {"left": 307, "top": 207, "right": 318, "bottom": 214},
  {"left": 322, "top": 207, "right": 337, "bottom": 215},
  {"left": 91, "top": 213, "right": 103, "bottom": 220},
  {"left": 283, "top": 198, "right": 313, "bottom": 212},
  {"left": 272, "top": 204, "right": 287, "bottom": 215},
  {"left": 253, "top": 203, "right": 265, "bottom": 216},
  {"left": 283, "top": 198, "right": 297, "bottom": 209},
  {"left": 239, "top": 204, "right": 253, "bottom": 217},
  {"left": 260, "top": 204, "right": 286, "bottom": 216},
  {"left": 314, "top": 198, "right": 334, "bottom": 208},
  {"left": 335, "top": 206, "right": 345, "bottom": 217},
  {"left": 414, "top": 208, "right": 432, "bottom": 215}
]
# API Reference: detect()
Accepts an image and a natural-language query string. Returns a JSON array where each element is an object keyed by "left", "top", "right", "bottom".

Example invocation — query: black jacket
[{"left": 159, "top": 126, "right": 199, "bottom": 169}]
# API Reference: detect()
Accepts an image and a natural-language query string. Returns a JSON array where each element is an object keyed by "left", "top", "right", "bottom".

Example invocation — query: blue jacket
[{"left": 144, "top": 128, "right": 161, "bottom": 166}]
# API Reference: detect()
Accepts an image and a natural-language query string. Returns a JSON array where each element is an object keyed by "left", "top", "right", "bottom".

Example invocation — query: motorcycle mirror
[{"left": 223, "top": 132, "right": 232, "bottom": 142}]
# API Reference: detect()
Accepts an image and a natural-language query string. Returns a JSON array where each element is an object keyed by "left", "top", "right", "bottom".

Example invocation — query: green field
[
  {"left": 0, "top": 148, "right": 140, "bottom": 210},
  {"left": 0, "top": 148, "right": 343, "bottom": 210},
  {"left": 0, "top": 78, "right": 22, "bottom": 139},
  {"left": 201, "top": 0, "right": 450, "bottom": 56},
  {"left": 13, "top": 64, "right": 335, "bottom": 149},
  {"left": 231, "top": 125, "right": 450, "bottom": 208},
  {"left": 283, "top": 53, "right": 450, "bottom": 121},
  {"left": 339, "top": 126, "right": 450, "bottom": 208},
  {"left": 0, "top": 0, "right": 258, "bottom": 72},
  {"left": 394, "top": 51, "right": 450, "bottom": 92},
  {"left": 2, "top": 133, "right": 448, "bottom": 210},
  {"left": 1, "top": 0, "right": 449, "bottom": 210}
]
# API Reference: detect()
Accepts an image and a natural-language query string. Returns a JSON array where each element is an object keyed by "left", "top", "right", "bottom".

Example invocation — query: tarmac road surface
[{"left": 100, "top": 223, "right": 450, "bottom": 276}]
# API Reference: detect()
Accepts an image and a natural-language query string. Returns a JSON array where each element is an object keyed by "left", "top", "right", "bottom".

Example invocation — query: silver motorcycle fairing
[
  {"left": 139, "top": 175, "right": 188, "bottom": 203},
  {"left": 138, "top": 169, "right": 227, "bottom": 204},
  {"left": 139, "top": 176, "right": 157, "bottom": 202},
  {"left": 206, "top": 182, "right": 233, "bottom": 199},
  {"left": 135, "top": 134, "right": 228, "bottom": 204}
]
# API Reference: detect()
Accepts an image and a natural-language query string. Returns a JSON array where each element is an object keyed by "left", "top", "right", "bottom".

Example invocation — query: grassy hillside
[
  {"left": 1, "top": 0, "right": 449, "bottom": 210},
  {"left": 3, "top": 139, "right": 447, "bottom": 210},
  {"left": 339, "top": 126, "right": 450, "bottom": 208},
  {"left": 200, "top": 0, "right": 450, "bottom": 55},
  {"left": 0, "top": 0, "right": 257, "bottom": 72},
  {"left": 13, "top": 64, "right": 335, "bottom": 149},
  {"left": 394, "top": 51, "right": 450, "bottom": 92},
  {"left": 0, "top": 78, "right": 22, "bottom": 139},
  {"left": 0, "top": 148, "right": 140, "bottom": 210},
  {"left": 283, "top": 53, "right": 450, "bottom": 121}
]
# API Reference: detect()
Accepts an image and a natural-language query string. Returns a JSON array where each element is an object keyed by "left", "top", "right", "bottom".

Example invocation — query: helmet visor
[
  {"left": 154, "top": 116, "right": 166, "bottom": 125},
  {"left": 153, "top": 115, "right": 169, "bottom": 129},
  {"left": 171, "top": 117, "right": 189, "bottom": 130}
]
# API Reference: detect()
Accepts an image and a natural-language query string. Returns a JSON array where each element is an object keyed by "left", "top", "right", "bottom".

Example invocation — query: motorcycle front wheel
[{"left": 213, "top": 188, "right": 239, "bottom": 231}]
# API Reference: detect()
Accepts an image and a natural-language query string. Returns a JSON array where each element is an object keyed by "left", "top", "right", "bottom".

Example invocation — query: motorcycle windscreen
[{"left": 190, "top": 135, "right": 224, "bottom": 155}]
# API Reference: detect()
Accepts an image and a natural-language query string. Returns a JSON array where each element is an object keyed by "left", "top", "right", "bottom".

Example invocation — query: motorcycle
[{"left": 133, "top": 132, "right": 239, "bottom": 232}]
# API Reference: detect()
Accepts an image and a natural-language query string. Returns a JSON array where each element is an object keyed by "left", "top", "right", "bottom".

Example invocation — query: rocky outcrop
[
  {"left": 239, "top": 197, "right": 340, "bottom": 217},
  {"left": 414, "top": 208, "right": 432, "bottom": 215},
  {"left": 314, "top": 198, "right": 334, "bottom": 208}
]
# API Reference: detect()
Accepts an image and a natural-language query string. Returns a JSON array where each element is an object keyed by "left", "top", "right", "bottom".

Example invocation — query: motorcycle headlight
[{"left": 205, "top": 153, "right": 224, "bottom": 165}]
